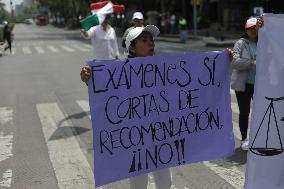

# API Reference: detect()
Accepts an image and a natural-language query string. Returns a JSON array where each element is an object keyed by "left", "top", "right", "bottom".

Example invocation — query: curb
[{"left": 156, "top": 36, "right": 236, "bottom": 47}]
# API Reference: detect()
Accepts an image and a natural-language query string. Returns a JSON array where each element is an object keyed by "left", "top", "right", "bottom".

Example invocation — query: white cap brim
[
  {"left": 245, "top": 17, "right": 257, "bottom": 29},
  {"left": 143, "top": 25, "right": 160, "bottom": 37},
  {"left": 132, "top": 12, "right": 144, "bottom": 20},
  {"left": 125, "top": 25, "right": 160, "bottom": 50}
]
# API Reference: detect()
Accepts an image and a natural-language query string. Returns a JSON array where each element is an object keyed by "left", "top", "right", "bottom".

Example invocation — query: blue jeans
[{"left": 179, "top": 30, "right": 188, "bottom": 43}]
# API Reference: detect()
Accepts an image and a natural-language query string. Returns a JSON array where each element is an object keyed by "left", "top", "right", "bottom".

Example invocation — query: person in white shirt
[
  {"left": 170, "top": 13, "right": 176, "bottom": 34},
  {"left": 81, "top": 14, "right": 120, "bottom": 60},
  {"left": 121, "top": 12, "right": 144, "bottom": 48}
]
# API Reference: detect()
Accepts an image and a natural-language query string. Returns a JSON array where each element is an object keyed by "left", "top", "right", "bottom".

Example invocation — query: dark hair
[
  {"left": 241, "top": 32, "right": 248, "bottom": 39},
  {"left": 102, "top": 14, "right": 112, "bottom": 24},
  {"left": 128, "top": 31, "right": 155, "bottom": 57},
  {"left": 105, "top": 14, "right": 111, "bottom": 20},
  {"left": 128, "top": 39, "right": 138, "bottom": 57},
  {"left": 241, "top": 28, "right": 258, "bottom": 42}
]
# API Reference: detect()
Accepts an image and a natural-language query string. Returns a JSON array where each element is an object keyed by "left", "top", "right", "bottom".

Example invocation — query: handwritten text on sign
[{"left": 87, "top": 50, "right": 234, "bottom": 187}]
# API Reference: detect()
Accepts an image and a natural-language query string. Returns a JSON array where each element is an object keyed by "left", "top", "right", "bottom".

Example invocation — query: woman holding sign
[
  {"left": 81, "top": 25, "right": 172, "bottom": 189},
  {"left": 231, "top": 16, "right": 263, "bottom": 151},
  {"left": 125, "top": 25, "right": 172, "bottom": 189}
]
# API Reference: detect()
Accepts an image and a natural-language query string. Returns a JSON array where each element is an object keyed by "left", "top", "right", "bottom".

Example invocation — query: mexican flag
[{"left": 80, "top": 1, "right": 125, "bottom": 31}]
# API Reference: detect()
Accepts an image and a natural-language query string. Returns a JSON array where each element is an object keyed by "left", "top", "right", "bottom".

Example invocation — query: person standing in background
[
  {"left": 160, "top": 13, "right": 166, "bottom": 34},
  {"left": 3, "top": 21, "right": 12, "bottom": 54},
  {"left": 178, "top": 16, "right": 188, "bottom": 43},
  {"left": 231, "top": 17, "right": 263, "bottom": 151},
  {"left": 170, "top": 13, "right": 176, "bottom": 34},
  {"left": 80, "top": 14, "right": 119, "bottom": 60},
  {"left": 121, "top": 12, "right": 144, "bottom": 48}
]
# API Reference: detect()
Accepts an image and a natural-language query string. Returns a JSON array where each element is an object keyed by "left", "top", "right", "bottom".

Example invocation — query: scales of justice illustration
[{"left": 250, "top": 96, "right": 284, "bottom": 156}]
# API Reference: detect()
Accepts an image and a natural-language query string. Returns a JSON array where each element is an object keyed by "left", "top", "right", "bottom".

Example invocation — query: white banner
[{"left": 245, "top": 14, "right": 284, "bottom": 189}]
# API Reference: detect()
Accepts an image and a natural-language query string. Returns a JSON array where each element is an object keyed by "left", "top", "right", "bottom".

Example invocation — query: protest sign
[
  {"left": 245, "top": 14, "right": 284, "bottom": 189},
  {"left": 87, "top": 50, "right": 234, "bottom": 187}
]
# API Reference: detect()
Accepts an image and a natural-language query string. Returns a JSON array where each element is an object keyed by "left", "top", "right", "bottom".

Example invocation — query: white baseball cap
[
  {"left": 245, "top": 17, "right": 257, "bottom": 29},
  {"left": 125, "top": 25, "right": 160, "bottom": 50},
  {"left": 3, "top": 21, "right": 8, "bottom": 25},
  {"left": 132, "top": 12, "right": 144, "bottom": 20}
]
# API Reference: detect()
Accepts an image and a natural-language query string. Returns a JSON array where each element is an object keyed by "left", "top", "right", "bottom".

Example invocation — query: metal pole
[
  {"left": 10, "top": 0, "right": 13, "bottom": 17},
  {"left": 193, "top": 4, "right": 197, "bottom": 36},
  {"left": 10, "top": 0, "right": 13, "bottom": 12},
  {"left": 161, "top": 0, "right": 165, "bottom": 13},
  {"left": 182, "top": 0, "right": 186, "bottom": 17}
]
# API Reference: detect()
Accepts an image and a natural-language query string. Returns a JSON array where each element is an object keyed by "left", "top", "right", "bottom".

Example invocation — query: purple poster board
[{"left": 87, "top": 50, "right": 234, "bottom": 187}]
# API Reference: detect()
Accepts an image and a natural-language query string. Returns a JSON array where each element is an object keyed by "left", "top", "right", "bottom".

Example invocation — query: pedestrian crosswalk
[
  {"left": 0, "top": 107, "right": 13, "bottom": 188},
  {"left": 0, "top": 93, "right": 247, "bottom": 189},
  {"left": 47, "top": 45, "right": 59, "bottom": 53},
  {"left": 59, "top": 45, "right": 75, "bottom": 52},
  {"left": 0, "top": 169, "right": 12, "bottom": 188},
  {"left": 22, "top": 47, "right": 32, "bottom": 54},
  {"left": 9, "top": 42, "right": 92, "bottom": 56},
  {"left": 37, "top": 103, "right": 95, "bottom": 188},
  {"left": 34, "top": 46, "right": 45, "bottom": 54}
]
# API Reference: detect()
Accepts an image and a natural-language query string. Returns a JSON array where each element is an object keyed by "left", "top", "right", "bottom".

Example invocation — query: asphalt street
[{"left": 0, "top": 24, "right": 247, "bottom": 189}]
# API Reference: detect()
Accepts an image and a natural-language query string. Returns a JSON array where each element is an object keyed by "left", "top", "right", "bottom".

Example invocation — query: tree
[
  {"left": 0, "top": 0, "right": 10, "bottom": 23},
  {"left": 37, "top": 0, "right": 90, "bottom": 28}
]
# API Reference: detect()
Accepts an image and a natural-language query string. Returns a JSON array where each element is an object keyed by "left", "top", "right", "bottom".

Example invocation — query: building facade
[{"left": 115, "top": 0, "right": 284, "bottom": 31}]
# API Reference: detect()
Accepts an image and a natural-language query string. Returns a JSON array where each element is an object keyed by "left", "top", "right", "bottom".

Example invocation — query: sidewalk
[
  {"left": 60, "top": 24, "right": 241, "bottom": 47},
  {"left": 157, "top": 29, "right": 242, "bottom": 47}
]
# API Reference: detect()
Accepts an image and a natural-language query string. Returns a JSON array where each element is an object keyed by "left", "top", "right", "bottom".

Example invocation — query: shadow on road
[{"left": 49, "top": 126, "right": 90, "bottom": 141}]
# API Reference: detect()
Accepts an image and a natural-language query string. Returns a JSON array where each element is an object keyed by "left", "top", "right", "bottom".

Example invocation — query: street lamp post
[
  {"left": 266, "top": 0, "right": 269, "bottom": 12},
  {"left": 10, "top": 0, "right": 13, "bottom": 17},
  {"left": 191, "top": 0, "right": 199, "bottom": 37}
]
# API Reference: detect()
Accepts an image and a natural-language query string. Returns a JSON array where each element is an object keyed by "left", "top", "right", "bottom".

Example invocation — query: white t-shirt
[
  {"left": 87, "top": 25, "right": 120, "bottom": 60},
  {"left": 170, "top": 15, "right": 176, "bottom": 25}
]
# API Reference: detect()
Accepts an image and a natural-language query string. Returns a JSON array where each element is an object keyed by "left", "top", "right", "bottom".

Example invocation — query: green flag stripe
[{"left": 80, "top": 14, "right": 100, "bottom": 31}]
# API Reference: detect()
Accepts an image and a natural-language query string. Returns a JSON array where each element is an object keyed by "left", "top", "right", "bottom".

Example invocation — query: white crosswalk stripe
[
  {"left": 11, "top": 48, "right": 16, "bottom": 55},
  {"left": 81, "top": 44, "right": 92, "bottom": 49},
  {"left": 0, "top": 107, "right": 14, "bottom": 188},
  {"left": 70, "top": 44, "right": 90, "bottom": 52},
  {"left": 0, "top": 107, "right": 14, "bottom": 162},
  {"left": 203, "top": 160, "right": 244, "bottom": 189},
  {"left": 60, "top": 45, "right": 75, "bottom": 52},
  {"left": 47, "top": 46, "right": 59, "bottom": 53},
  {"left": 22, "top": 47, "right": 32, "bottom": 54},
  {"left": 232, "top": 101, "right": 239, "bottom": 114},
  {"left": 76, "top": 100, "right": 91, "bottom": 119},
  {"left": 0, "top": 169, "right": 12, "bottom": 188},
  {"left": 34, "top": 46, "right": 45, "bottom": 54},
  {"left": 11, "top": 42, "right": 94, "bottom": 55},
  {"left": 36, "top": 103, "right": 96, "bottom": 188}
]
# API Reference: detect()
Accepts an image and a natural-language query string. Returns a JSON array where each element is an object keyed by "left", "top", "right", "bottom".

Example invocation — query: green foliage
[
  {"left": 38, "top": 0, "right": 90, "bottom": 28},
  {"left": 0, "top": 26, "right": 3, "bottom": 42},
  {"left": 0, "top": 7, "right": 10, "bottom": 22},
  {"left": 22, "top": 4, "right": 39, "bottom": 16}
]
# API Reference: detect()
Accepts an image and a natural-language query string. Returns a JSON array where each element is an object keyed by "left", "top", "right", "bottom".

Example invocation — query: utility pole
[
  {"left": 191, "top": 0, "right": 199, "bottom": 37},
  {"left": 266, "top": 0, "right": 269, "bottom": 12},
  {"left": 10, "top": 0, "right": 13, "bottom": 17},
  {"left": 182, "top": 0, "right": 186, "bottom": 18}
]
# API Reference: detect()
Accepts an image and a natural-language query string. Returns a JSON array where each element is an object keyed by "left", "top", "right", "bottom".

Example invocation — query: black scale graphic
[{"left": 250, "top": 96, "right": 284, "bottom": 156}]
